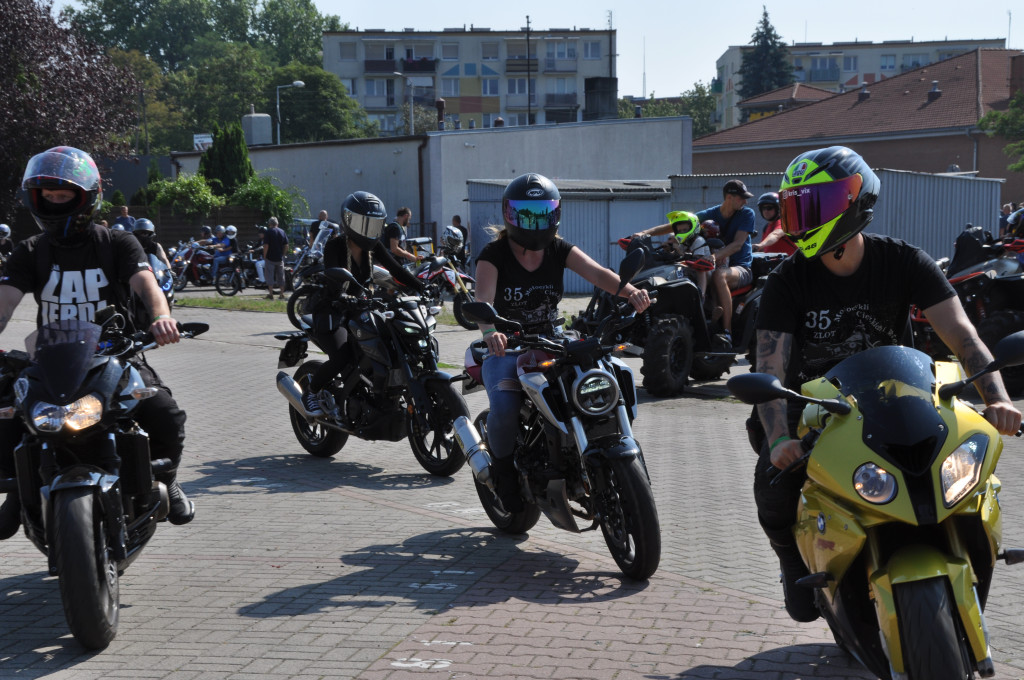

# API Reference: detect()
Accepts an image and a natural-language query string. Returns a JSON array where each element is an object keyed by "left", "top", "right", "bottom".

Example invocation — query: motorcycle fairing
[
  {"left": 519, "top": 371, "right": 568, "bottom": 435},
  {"left": 25, "top": 321, "right": 101, "bottom": 403}
]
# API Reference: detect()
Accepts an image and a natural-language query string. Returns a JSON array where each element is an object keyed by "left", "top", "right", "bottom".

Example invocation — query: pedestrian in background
[
  {"left": 113, "top": 204, "right": 136, "bottom": 231},
  {"left": 263, "top": 217, "right": 289, "bottom": 299}
]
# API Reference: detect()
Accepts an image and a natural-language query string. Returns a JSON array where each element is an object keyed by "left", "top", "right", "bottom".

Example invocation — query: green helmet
[
  {"left": 779, "top": 146, "right": 879, "bottom": 259},
  {"left": 667, "top": 210, "right": 700, "bottom": 246}
]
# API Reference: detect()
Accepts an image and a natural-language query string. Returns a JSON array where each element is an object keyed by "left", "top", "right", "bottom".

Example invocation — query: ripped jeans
[{"left": 481, "top": 354, "right": 522, "bottom": 460}]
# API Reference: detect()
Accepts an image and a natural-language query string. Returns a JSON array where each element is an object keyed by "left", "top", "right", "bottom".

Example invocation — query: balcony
[
  {"left": 710, "top": 78, "right": 723, "bottom": 93},
  {"left": 505, "top": 93, "right": 537, "bottom": 109},
  {"left": 543, "top": 57, "right": 577, "bottom": 74},
  {"left": 400, "top": 58, "right": 437, "bottom": 73},
  {"left": 364, "top": 59, "right": 396, "bottom": 73},
  {"left": 792, "top": 69, "right": 806, "bottom": 82},
  {"left": 808, "top": 67, "right": 840, "bottom": 82},
  {"left": 544, "top": 93, "right": 578, "bottom": 109},
  {"left": 363, "top": 95, "right": 396, "bottom": 109},
  {"left": 505, "top": 58, "right": 538, "bottom": 74}
]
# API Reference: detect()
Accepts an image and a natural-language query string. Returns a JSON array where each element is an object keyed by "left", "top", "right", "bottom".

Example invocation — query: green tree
[
  {"left": 198, "top": 122, "right": 255, "bottom": 196},
  {"left": 736, "top": 7, "right": 793, "bottom": 103},
  {"left": 617, "top": 82, "right": 716, "bottom": 138},
  {"left": 150, "top": 172, "right": 224, "bottom": 219},
  {"left": 269, "top": 63, "right": 378, "bottom": 143},
  {"left": 108, "top": 48, "right": 190, "bottom": 154},
  {"left": 253, "top": 0, "right": 343, "bottom": 67},
  {"left": 979, "top": 90, "right": 1024, "bottom": 173},
  {"left": 229, "top": 171, "right": 308, "bottom": 225}
]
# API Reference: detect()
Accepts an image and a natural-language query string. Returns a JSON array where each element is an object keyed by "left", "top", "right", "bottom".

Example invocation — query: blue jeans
[
  {"left": 211, "top": 253, "right": 231, "bottom": 281},
  {"left": 481, "top": 354, "right": 522, "bottom": 460}
]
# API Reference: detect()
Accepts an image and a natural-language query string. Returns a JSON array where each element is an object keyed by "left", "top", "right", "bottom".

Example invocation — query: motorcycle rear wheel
[
  {"left": 472, "top": 411, "right": 541, "bottom": 533},
  {"left": 641, "top": 315, "right": 693, "bottom": 396},
  {"left": 215, "top": 271, "right": 240, "bottom": 296},
  {"left": 591, "top": 455, "right": 661, "bottom": 580},
  {"left": 407, "top": 381, "right": 470, "bottom": 476},
  {"left": 895, "top": 578, "right": 972, "bottom": 680},
  {"left": 54, "top": 487, "right": 119, "bottom": 649},
  {"left": 287, "top": 285, "right": 318, "bottom": 330},
  {"left": 452, "top": 292, "right": 478, "bottom": 330},
  {"left": 288, "top": 361, "right": 348, "bottom": 457}
]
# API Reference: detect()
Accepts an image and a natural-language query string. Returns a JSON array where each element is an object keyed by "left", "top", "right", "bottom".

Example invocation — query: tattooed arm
[
  {"left": 925, "top": 296, "right": 1021, "bottom": 435},
  {"left": 755, "top": 328, "right": 805, "bottom": 468},
  {"left": 0, "top": 285, "right": 25, "bottom": 337}
]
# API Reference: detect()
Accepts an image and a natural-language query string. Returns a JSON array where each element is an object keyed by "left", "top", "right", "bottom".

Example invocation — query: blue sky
[{"left": 315, "top": 0, "right": 1019, "bottom": 98}]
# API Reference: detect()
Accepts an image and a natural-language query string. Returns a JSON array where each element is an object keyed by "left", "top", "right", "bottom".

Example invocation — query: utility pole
[{"left": 526, "top": 15, "right": 532, "bottom": 126}]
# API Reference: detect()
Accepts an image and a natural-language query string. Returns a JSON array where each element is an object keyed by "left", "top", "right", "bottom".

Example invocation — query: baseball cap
[{"left": 723, "top": 179, "right": 754, "bottom": 199}]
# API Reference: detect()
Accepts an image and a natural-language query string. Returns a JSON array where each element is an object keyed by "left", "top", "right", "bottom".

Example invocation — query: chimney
[
  {"left": 927, "top": 80, "right": 942, "bottom": 101},
  {"left": 858, "top": 83, "right": 870, "bottom": 101}
]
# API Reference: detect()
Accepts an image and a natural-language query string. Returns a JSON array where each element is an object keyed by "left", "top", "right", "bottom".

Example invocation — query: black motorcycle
[
  {"left": 215, "top": 242, "right": 264, "bottom": 296},
  {"left": 0, "top": 312, "right": 207, "bottom": 649},
  {"left": 275, "top": 267, "right": 469, "bottom": 476},
  {"left": 454, "top": 249, "right": 661, "bottom": 580}
]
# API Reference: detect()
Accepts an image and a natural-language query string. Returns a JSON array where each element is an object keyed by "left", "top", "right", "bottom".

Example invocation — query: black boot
[
  {"left": 156, "top": 469, "right": 195, "bottom": 525},
  {"left": 764, "top": 525, "right": 819, "bottom": 622},
  {"left": 492, "top": 457, "right": 523, "bottom": 513},
  {"left": 0, "top": 491, "right": 20, "bottom": 540}
]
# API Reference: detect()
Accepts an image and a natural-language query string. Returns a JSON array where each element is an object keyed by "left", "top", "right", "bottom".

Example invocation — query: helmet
[
  {"left": 0, "top": 224, "right": 10, "bottom": 238},
  {"left": 700, "top": 220, "right": 720, "bottom": 240},
  {"left": 779, "top": 146, "right": 879, "bottom": 259},
  {"left": 22, "top": 146, "right": 102, "bottom": 245},
  {"left": 667, "top": 210, "right": 700, "bottom": 247},
  {"left": 501, "top": 173, "right": 560, "bottom": 251},
  {"left": 225, "top": 225, "right": 237, "bottom": 238},
  {"left": 214, "top": 225, "right": 225, "bottom": 235},
  {"left": 133, "top": 218, "right": 155, "bottom": 234},
  {"left": 340, "top": 191, "right": 388, "bottom": 250},
  {"left": 443, "top": 224, "right": 464, "bottom": 250},
  {"left": 201, "top": 225, "right": 212, "bottom": 237},
  {"left": 757, "top": 192, "right": 780, "bottom": 210},
  {"left": 111, "top": 223, "right": 125, "bottom": 231},
  {"left": 256, "top": 225, "right": 268, "bottom": 236}
]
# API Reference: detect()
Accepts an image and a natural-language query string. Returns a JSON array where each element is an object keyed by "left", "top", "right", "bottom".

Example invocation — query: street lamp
[
  {"left": 276, "top": 80, "right": 305, "bottom": 145},
  {"left": 393, "top": 71, "right": 413, "bottom": 136}
]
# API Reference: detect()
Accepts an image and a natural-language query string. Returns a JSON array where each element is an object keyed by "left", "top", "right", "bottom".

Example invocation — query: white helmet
[
  {"left": 225, "top": 225, "right": 237, "bottom": 238},
  {"left": 443, "top": 225, "right": 464, "bottom": 250},
  {"left": 0, "top": 224, "right": 10, "bottom": 238}
]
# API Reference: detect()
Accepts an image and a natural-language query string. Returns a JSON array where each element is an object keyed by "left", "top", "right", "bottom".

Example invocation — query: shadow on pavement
[
  {"left": 659, "top": 643, "right": 874, "bottom": 679},
  {"left": 238, "top": 527, "right": 647, "bottom": 619}
]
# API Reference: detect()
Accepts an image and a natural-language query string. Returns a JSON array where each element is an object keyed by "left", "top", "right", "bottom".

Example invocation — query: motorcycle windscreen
[
  {"left": 25, "top": 320, "right": 101, "bottom": 402},
  {"left": 824, "top": 345, "right": 947, "bottom": 474}
]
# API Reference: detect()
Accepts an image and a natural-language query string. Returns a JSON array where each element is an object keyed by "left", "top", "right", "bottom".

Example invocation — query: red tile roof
[
  {"left": 696, "top": 49, "right": 1019, "bottom": 147},
  {"left": 737, "top": 83, "right": 834, "bottom": 109}
]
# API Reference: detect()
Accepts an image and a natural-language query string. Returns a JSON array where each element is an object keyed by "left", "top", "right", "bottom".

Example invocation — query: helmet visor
[
  {"left": 504, "top": 199, "right": 560, "bottom": 232},
  {"left": 345, "top": 211, "right": 386, "bottom": 239},
  {"left": 780, "top": 175, "right": 862, "bottom": 239},
  {"left": 22, "top": 149, "right": 100, "bottom": 192}
]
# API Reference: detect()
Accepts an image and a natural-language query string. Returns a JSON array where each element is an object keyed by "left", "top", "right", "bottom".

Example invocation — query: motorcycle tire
[
  {"left": 172, "top": 274, "right": 188, "bottom": 292},
  {"left": 215, "top": 271, "right": 240, "bottom": 296},
  {"left": 471, "top": 411, "right": 541, "bottom": 534},
  {"left": 407, "top": 380, "right": 470, "bottom": 476},
  {"left": 452, "top": 292, "right": 478, "bottom": 330},
  {"left": 641, "top": 315, "right": 694, "bottom": 397},
  {"left": 288, "top": 361, "right": 348, "bottom": 457},
  {"left": 287, "top": 286, "right": 318, "bottom": 330},
  {"left": 895, "top": 578, "right": 972, "bottom": 680},
  {"left": 591, "top": 455, "right": 661, "bottom": 580},
  {"left": 54, "top": 487, "right": 119, "bottom": 649},
  {"left": 976, "top": 311, "right": 1024, "bottom": 397}
]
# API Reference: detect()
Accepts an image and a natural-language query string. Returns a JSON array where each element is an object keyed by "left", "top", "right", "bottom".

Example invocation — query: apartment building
[
  {"left": 712, "top": 37, "right": 1005, "bottom": 130},
  {"left": 322, "top": 26, "right": 618, "bottom": 133}
]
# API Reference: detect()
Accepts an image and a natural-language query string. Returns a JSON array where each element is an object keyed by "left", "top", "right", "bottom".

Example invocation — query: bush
[
  {"left": 110, "top": 189, "right": 127, "bottom": 206},
  {"left": 229, "top": 171, "right": 308, "bottom": 226},
  {"left": 150, "top": 172, "right": 224, "bottom": 219}
]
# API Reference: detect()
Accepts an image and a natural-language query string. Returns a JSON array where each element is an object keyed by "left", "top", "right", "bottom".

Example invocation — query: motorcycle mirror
[
  {"left": 461, "top": 301, "right": 497, "bottom": 325},
  {"left": 728, "top": 373, "right": 851, "bottom": 414},
  {"left": 616, "top": 249, "right": 646, "bottom": 293},
  {"left": 324, "top": 267, "right": 363, "bottom": 291},
  {"left": 706, "top": 238, "right": 725, "bottom": 249},
  {"left": 179, "top": 322, "right": 209, "bottom": 337}
]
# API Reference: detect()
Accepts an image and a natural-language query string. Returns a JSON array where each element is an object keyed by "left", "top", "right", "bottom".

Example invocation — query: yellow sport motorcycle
[{"left": 728, "top": 336, "right": 1024, "bottom": 680}]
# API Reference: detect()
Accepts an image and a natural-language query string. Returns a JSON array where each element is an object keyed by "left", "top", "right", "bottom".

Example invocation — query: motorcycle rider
[
  {"left": 132, "top": 218, "right": 172, "bottom": 271},
  {"left": 475, "top": 173, "right": 651, "bottom": 512},
  {"left": 384, "top": 206, "right": 420, "bottom": 266},
  {"left": 752, "top": 145, "right": 1020, "bottom": 622},
  {"left": 662, "top": 210, "right": 714, "bottom": 297},
  {"left": 210, "top": 225, "right": 236, "bottom": 282},
  {"left": 751, "top": 192, "right": 795, "bottom": 256},
  {"left": 300, "top": 191, "right": 425, "bottom": 416},
  {"left": 0, "top": 146, "right": 195, "bottom": 539}
]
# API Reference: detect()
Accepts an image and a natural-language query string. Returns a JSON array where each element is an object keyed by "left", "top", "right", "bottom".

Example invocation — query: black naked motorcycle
[
  {"left": 275, "top": 267, "right": 470, "bottom": 476},
  {"left": 0, "top": 312, "right": 207, "bottom": 649},
  {"left": 454, "top": 249, "right": 661, "bottom": 580},
  {"left": 215, "top": 242, "right": 264, "bottom": 296}
]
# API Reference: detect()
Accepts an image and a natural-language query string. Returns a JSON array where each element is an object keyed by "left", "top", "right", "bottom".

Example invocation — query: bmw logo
[{"left": 817, "top": 512, "right": 827, "bottom": 534}]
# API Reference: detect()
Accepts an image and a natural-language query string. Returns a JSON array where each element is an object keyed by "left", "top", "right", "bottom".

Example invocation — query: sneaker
[
  {"left": 265, "top": 293, "right": 275, "bottom": 300},
  {"left": 0, "top": 493, "right": 21, "bottom": 540},
  {"left": 302, "top": 389, "right": 324, "bottom": 417},
  {"left": 166, "top": 481, "right": 195, "bottom": 525}
]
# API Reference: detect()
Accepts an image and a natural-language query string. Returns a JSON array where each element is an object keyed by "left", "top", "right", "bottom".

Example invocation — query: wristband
[
  {"left": 482, "top": 329, "right": 496, "bottom": 337},
  {"left": 769, "top": 435, "right": 792, "bottom": 451},
  {"left": 152, "top": 314, "right": 171, "bottom": 324}
]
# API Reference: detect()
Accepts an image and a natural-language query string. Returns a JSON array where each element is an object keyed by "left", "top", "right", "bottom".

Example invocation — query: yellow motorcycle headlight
[
  {"left": 853, "top": 462, "right": 898, "bottom": 504},
  {"left": 64, "top": 395, "right": 104, "bottom": 431},
  {"left": 941, "top": 434, "right": 988, "bottom": 508}
]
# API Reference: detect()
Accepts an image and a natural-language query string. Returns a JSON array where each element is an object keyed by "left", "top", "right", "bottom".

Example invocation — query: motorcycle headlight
[
  {"left": 853, "top": 462, "right": 897, "bottom": 504},
  {"left": 572, "top": 370, "right": 619, "bottom": 416},
  {"left": 31, "top": 402, "right": 65, "bottom": 432},
  {"left": 30, "top": 394, "right": 104, "bottom": 432},
  {"left": 941, "top": 434, "right": 988, "bottom": 507}
]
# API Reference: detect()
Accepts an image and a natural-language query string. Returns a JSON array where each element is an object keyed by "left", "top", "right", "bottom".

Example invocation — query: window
[
  {"left": 793, "top": 56, "right": 803, "bottom": 69},
  {"left": 546, "top": 40, "right": 576, "bottom": 60},
  {"left": 508, "top": 78, "right": 528, "bottom": 95},
  {"left": 339, "top": 42, "right": 356, "bottom": 60},
  {"left": 482, "top": 42, "right": 499, "bottom": 61},
  {"left": 340, "top": 78, "right": 356, "bottom": 96},
  {"left": 406, "top": 43, "right": 433, "bottom": 60},
  {"left": 550, "top": 77, "right": 576, "bottom": 94},
  {"left": 507, "top": 113, "right": 528, "bottom": 126},
  {"left": 583, "top": 41, "right": 601, "bottom": 60},
  {"left": 811, "top": 56, "right": 837, "bottom": 70},
  {"left": 365, "top": 79, "right": 385, "bottom": 97},
  {"left": 902, "top": 53, "right": 929, "bottom": 69},
  {"left": 483, "top": 113, "right": 498, "bottom": 128},
  {"left": 441, "top": 43, "right": 459, "bottom": 60},
  {"left": 482, "top": 78, "right": 499, "bottom": 96},
  {"left": 365, "top": 43, "right": 392, "bottom": 60},
  {"left": 441, "top": 78, "right": 460, "bottom": 97},
  {"left": 880, "top": 54, "right": 895, "bottom": 71},
  {"left": 843, "top": 55, "right": 857, "bottom": 71}
]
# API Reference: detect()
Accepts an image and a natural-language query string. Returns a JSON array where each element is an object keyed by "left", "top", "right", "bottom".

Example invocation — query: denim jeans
[
  {"left": 481, "top": 354, "right": 522, "bottom": 460},
  {"left": 211, "top": 253, "right": 231, "bottom": 281}
]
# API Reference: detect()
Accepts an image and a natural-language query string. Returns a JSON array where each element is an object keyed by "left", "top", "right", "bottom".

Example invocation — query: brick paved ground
[{"left": 1, "top": 297, "right": 1023, "bottom": 679}]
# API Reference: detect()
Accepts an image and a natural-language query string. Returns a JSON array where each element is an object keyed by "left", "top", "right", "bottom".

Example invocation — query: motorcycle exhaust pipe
[
  {"left": 276, "top": 371, "right": 315, "bottom": 416},
  {"left": 452, "top": 416, "right": 494, "bottom": 491}
]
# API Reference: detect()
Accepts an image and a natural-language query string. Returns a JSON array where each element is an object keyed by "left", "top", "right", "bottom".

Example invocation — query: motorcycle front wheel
[
  {"left": 452, "top": 292, "right": 478, "bottom": 330},
  {"left": 287, "top": 285, "right": 318, "bottom": 330},
  {"left": 407, "top": 380, "right": 470, "bottom": 476},
  {"left": 471, "top": 411, "right": 541, "bottom": 533},
  {"left": 54, "top": 487, "right": 119, "bottom": 649},
  {"left": 895, "top": 578, "right": 972, "bottom": 680},
  {"left": 215, "top": 271, "right": 240, "bottom": 296},
  {"left": 288, "top": 361, "right": 348, "bottom": 457},
  {"left": 591, "top": 455, "right": 661, "bottom": 580},
  {"left": 172, "top": 273, "right": 188, "bottom": 292}
]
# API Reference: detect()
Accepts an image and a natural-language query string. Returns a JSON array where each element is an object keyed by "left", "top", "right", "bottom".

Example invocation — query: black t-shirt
[
  {"left": 755, "top": 233, "right": 955, "bottom": 388},
  {"left": 383, "top": 221, "right": 406, "bottom": 249},
  {"left": 263, "top": 227, "right": 289, "bottom": 262},
  {"left": 476, "top": 237, "right": 575, "bottom": 334},
  {"left": 1, "top": 225, "right": 151, "bottom": 326},
  {"left": 322, "top": 232, "right": 421, "bottom": 290}
]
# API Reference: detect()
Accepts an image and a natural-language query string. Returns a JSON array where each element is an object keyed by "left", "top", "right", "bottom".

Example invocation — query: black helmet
[
  {"left": 757, "top": 192, "right": 779, "bottom": 210},
  {"left": 341, "top": 191, "right": 387, "bottom": 250},
  {"left": 134, "top": 218, "right": 156, "bottom": 234},
  {"left": 22, "top": 146, "right": 102, "bottom": 245},
  {"left": 779, "top": 146, "right": 879, "bottom": 259},
  {"left": 501, "top": 173, "right": 560, "bottom": 251},
  {"left": 201, "top": 225, "right": 212, "bottom": 237}
]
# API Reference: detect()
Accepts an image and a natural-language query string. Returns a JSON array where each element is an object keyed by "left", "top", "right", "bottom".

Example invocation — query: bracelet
[
  {"left": 769, "top": 435, "right": 792, "bottom": 451},
  {"left": 482, "top": 329, "right": 496, "bottom": 337},
  {"left": 152, "top": 314, "right": 171, "bottom": 324}
]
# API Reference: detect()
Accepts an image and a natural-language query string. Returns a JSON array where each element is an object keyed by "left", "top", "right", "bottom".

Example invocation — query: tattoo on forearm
[
  {"left": 957, "top": 335, "right": 1008, "bottom": 402},
  {"left": 755, "top": 330, "right": 793, "bottom": 438}
]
